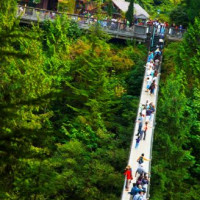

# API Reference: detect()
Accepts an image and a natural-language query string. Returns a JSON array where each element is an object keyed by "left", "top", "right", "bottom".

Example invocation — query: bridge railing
[
  {"left": 145, "top": 24, "right": 186, "bottom": 40},
  {"left": 167, "top": 27, "right": 186, "bottom": 39},
  {"left": 17, "top": 5, "right": 148, "bottom": 39},
  {"left": 18, "top": 6, "right": 187, "bottom": 41}
]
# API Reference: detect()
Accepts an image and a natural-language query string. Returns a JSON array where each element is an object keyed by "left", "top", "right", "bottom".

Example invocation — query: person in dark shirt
[
  {"left": 146, "top": 109, "right": 152, "bottom": 122},
  {"left": 136, "top": 113, "right": 143, "bottom": 136},
  {"left": 142, "top": 176, "right": 150, "bottom": 192},
  {"left": 129, "top": 183, "right": 143, "bottom": 197},
  {"left": 135, "top": 136, "right": 141, "bottom": 149}
]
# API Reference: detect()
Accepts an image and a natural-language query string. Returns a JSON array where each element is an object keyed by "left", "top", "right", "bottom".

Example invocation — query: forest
[
  {"left": 0, "top": 0, "right": 200, "bottom": 200},
  {"left": 0, "top": 1, "right": 147, "bottom": 199},
  {"left": 151, "top": 0, "right": 200, "bottom": 199}
]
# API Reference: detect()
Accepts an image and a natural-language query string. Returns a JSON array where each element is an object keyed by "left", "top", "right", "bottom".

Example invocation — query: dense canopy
[{"left": 0, "top": 0, "right": 200, "bottom": 200}]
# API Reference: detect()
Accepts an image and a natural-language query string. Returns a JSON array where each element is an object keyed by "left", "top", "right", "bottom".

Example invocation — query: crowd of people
[
  {"left": 134, "top": 45, "right": 162, "bottom": 150},
  {"left": 123, "top": 30, "right": 164, "bottom": 200},
  {"left": 147, "top": 20, "right": 185, "bottom": 37},
  {"left": 147, "top": 19, "right": 184, "bottom": 31},
  {"left": 124, "top": 154, "right": 151, "bottom": 200},
  {"left": 18, "top": 5, "right": 185, "bottom": 39}
]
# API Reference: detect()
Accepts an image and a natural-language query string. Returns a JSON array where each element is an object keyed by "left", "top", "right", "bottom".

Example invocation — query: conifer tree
[
  {"left": 0, "top": 1, "right": 148, "bottom": 199},
  {"left": 107, "top": 0, "right": 113, "bottom": 16},
  {"left": 151, "top": 19, "right": 200, "bottom": 199},
  {"left": 125, "top": 0, "right": 135, "bottom": 26}
]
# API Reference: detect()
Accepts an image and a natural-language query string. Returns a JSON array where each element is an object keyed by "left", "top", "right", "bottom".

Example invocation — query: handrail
[
  {"left": 146, "top": 56, "right": 162, "bottom": 199},
  {"left": 17, "top": 5, "right": 144, "bottom": 26},
  {"left": 167, "top": 27, "right": 186, "bottom": 38},
  {"left": 18, "top": 5, "right": 186, "bottom": 40},
  {"left": 151, "top": 26, "right": 156, "bottom": 49},
  {"left": 17, "top": 5, "right": 148, "bottom": 40}
]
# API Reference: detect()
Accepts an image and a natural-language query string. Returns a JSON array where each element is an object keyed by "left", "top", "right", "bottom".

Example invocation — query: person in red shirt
[{"left": 124, "top": 165, "right": 133, "bottom": 191}]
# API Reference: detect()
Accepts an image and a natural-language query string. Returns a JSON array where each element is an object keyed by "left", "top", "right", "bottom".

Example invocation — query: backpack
[
  {"left": 138, "top": 156, "right": 143, "bottom": 164},
  {"left": 150, "top": 82, "right": 155, "bottom": 90}
]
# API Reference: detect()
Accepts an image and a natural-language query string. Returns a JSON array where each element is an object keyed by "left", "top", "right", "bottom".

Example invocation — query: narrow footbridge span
[{"left": 121, "top": 31, "right": 162, "bottom": 200}]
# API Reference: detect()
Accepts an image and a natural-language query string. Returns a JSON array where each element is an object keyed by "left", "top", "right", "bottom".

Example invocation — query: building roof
[{"left": 112, "top": 0, "right": 150, "bottom": 18}]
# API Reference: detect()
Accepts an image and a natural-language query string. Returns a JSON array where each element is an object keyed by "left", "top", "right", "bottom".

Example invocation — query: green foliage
[
  {"left": 125, "top": 0, "right": 135, "bottom": 26},
  {"left": 0, "top": 2, "right": 147, "bottom": 199},
  {"left": 170, "top": 6, "right": 188, "bottom": 27},
  {"left": 151, "top": 18, "right": 200, "bottom": 200},
  {"left": 168, "top": 0, "right": 200, "bottom": 26},
  {"left": 136, "top": 0, "right": 154, "bottom": 11},
  {"left": 185, "top": 0, "right": 200, "bottom": 23},
  {"left": 58, "top": 0, "right": 76, "bottom": 13},
  {"left": 107, "top": 0, "right": 113, "bottom": 16},
  {"left": 176, "top": 17, "right": 200, "bottom": 87},
  {"left": 0, "top": 0, "right": 17, "bottom": 30},
  {"left": 0, "top": 8, "right": 53, "bottom": 200},
  {"left": 151, "top": 72, "right": 195, "bottom": 200}
]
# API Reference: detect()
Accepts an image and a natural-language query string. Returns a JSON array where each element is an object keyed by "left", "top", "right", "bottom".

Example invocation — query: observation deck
[
  {"left": 17, "top": 6, "right": 185, "bottom": 42},
  {"left": 17, "top": 6, "right": 148, "bottom": 42}
]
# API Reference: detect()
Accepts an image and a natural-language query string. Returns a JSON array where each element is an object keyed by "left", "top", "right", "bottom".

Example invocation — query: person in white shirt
[
  {"left": 145, "top": 76, "right": 152, "bottom": 92},
  {"left": 145, "top": 64, "right": 153, "bottom": 77},
  {"left": 157, "top": 24, "right": 161, "bottom": 34},
  {"left": 149, "top": 60, "right": 154, "bottom": 68}
]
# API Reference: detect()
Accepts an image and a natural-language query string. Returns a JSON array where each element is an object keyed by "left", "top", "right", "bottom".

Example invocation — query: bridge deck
[{"left": 121, "top": 59, "right": 161, "bottom": 200}]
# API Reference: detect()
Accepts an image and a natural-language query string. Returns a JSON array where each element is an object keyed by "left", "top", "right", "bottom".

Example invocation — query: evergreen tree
[
  {"left": 107, "top": 0, "right": 113, "bottom": 16},
  {"left": 151, "top": 18, "right": 200, "bottom": 199},
  {"left": 151, "top": 72, "right": 195, "bottom": 200},
  {"left": 125, "top": 0, "right": 135, "bottom": 26},
  {"left": 170, "top": 6, "right": 189, "bottom": 27},
  {"left": 184, "top": 0, "right": 200, "bottom": 23},
  {"left": 0, "top": 1, "right": 148, "bottom": 199}
]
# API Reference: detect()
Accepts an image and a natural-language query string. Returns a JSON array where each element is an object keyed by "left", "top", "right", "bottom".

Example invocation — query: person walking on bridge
[
  {"left": 142, "top": 176, "right": 150, "bottom": 193},
  {"left": 133, "top": 190, "right": 145, "bottom": 200},
  {"left": 135, "top": 164, "right": 148, "bottom": 177},
  {"left": 142, "top": 121, "right": 149, "bottom": 140},
  {"left": 145, "top": 108, "right": 152, "bottom": 122},
  {"left": 129, "top": 183, "right": 143, "bottom": 198},
  {"left": 149, "top": 80, "right": 156, "bottom": 95},
  {"left": 135, "top": 136, "right": 141, "bottom": 149},
  {"left": 124, "top": 165, "right": 133, "bottom": 191},
  {"left": 145, "top": 77, "right": 152, "bottom": 92},
  {"left": 136, "top": 113, "right": 143, "bottom": 136},
  {"left": 154, "top": 58, "right": 160, "bottom": 70},
  {"left": 149, "top": 104, "right": 155, "bottom": 122},
  {"left": 137, "top": 154, "right": 151, "bottom": 165},
  {"left": 138, "top": 121, "right": 149, "bottom": 140},
  {"left": 154, "top": 48, "right": 161, "bottom": 57},
  {"left": 147, "top": 51, "right": 154, "bottom": 62}
]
